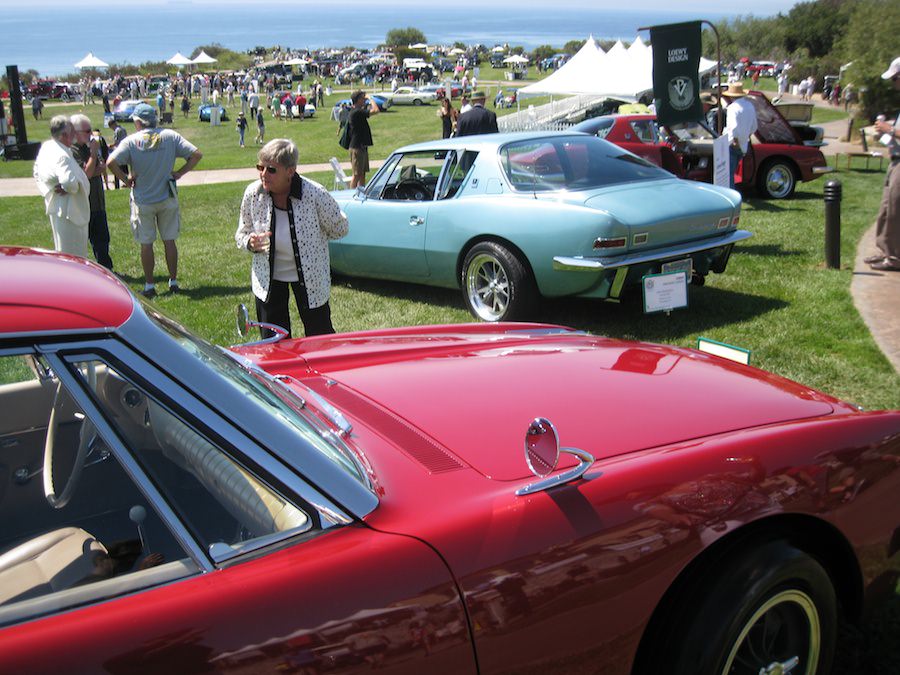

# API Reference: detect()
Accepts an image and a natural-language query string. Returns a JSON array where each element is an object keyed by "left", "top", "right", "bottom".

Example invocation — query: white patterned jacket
[{"left": 235, "top": 175, "right": 348, "bottom": 308}]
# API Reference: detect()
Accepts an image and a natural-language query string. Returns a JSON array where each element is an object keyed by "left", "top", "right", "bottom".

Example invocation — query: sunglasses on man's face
[{"left": 256, "top": 164, "right": 279, "bottom": 174}]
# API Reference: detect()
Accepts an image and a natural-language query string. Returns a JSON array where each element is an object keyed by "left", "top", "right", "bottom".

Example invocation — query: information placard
[
  {"left": 643, "top": 271, "right": 688, "bottom": 314},
  {"left": 713, "top": 134, "right": 730, "bottom": 189}
]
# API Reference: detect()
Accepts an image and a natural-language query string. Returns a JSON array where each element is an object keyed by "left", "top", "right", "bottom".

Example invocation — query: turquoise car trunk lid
[{"left": 576, "top": 180, "right": 738, "bottom": 251}]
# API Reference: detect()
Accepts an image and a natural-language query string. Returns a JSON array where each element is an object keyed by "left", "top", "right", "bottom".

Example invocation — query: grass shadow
[
  {"left": 733, "top": 243, "right": 805, "bottom": 257},
  {"left": 333, "top": 275, "right": 462, "bottom": 311}
]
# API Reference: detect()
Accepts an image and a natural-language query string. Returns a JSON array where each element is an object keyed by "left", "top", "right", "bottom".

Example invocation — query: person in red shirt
[{"left": 294, "top": 93, "right": 307, "bottom": 122}]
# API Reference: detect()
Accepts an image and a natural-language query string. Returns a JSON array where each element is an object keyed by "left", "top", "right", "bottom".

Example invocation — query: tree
[
  {"left": 385, "top": 27, "right": 427, "bottom": 48},
  {"left": 837, "top": 0, "right": 900, "bottom": 118},
  {"left": 783, "top": 0, "right": 850, "bottom": 59},
  {"left": 531, "top": 45, "right": 556, "bottom": 64},
  {"left": 563, "top": 39, "right": 585, "bottom": 55}
]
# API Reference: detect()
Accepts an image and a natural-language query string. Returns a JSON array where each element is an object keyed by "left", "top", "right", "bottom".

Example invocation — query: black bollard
[{"left": 824, "top": 179, "right": 841, "bottom": 269}]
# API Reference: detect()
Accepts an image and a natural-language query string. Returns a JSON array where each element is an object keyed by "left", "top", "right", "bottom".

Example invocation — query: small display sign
[
  {"left": 643, "top": 271, "right": 688, "bottom": 314},
  {"left": 697, "top": 337, "right": 751, "bottom": 365}
]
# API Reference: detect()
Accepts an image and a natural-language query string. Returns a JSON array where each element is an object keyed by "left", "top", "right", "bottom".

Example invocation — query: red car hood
[{"left": 241, "top": 325, "right": 839, "bottom": 482}]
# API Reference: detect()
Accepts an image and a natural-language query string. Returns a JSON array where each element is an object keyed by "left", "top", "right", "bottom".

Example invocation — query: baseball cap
[
  {"left": 882, "top": 57, "right": 900, "bottom": 80},
  {"left": 132, "top": 103, "right": 158, "bottom": 125}
]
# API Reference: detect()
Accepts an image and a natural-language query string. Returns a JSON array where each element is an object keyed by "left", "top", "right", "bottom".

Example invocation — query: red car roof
[{"left": 0, "top": 247, "right": 133, "bottom": 334}]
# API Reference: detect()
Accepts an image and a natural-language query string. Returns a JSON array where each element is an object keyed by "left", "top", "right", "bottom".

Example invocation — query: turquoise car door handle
[{"left": 409, "top": 216, "right": 424, "bottom": 226}]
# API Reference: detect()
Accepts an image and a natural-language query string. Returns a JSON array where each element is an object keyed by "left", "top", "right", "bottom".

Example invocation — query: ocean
[{"left": 4, "top": 4, "right": 739, "bottom": 78}]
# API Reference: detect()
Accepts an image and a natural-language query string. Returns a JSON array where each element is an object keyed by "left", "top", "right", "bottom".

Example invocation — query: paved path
[{"left": 2, "top": 94, "right": 897, "bottom": 374}]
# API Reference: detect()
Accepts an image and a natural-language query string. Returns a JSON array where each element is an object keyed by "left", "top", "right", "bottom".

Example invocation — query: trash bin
[{"left": 210, "top": 106, "right": 221, "bottom": 126}]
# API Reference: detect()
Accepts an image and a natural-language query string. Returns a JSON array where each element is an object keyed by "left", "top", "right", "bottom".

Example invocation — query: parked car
[
  {"left": 331, "top": 94, "right": 391, "bottom": 116},
  {"left": 272, "top": 92, "right": 316, "bottom": 118},
  {"left": 26, "top": 81, "right": 79, "bottom": 102},
  {"left": 329, "top": 132, "right": 749, "bottom": 322},
  {"left": 111, "top": 99, "right": 145, "bottom": 122},
  {"left": 774, "top": 102, "right": 826, "bottom": 146},
  {"left": 197, "top": 103, "right": 229, "bottom": 122},
  {"left": 418, "top": 83, "right": 463, "bottom": 100},
  {"left": 1, "top": 246, "right": 898, "bottom": 675},
  {"left": 572, "top": 91, "right": 832, "bottom": 199},
  {"left": 386, "top": 86, "right": 438, "bottom": 106}
]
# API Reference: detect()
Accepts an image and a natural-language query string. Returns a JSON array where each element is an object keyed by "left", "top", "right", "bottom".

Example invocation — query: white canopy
[
  {"left": 191, "top": 50, "right": 217, "bottom": 64},
  {"left": 503, "top": 55, "right": 529, "bottom": 64},
  {"left": 449, "top": 47, "right": 465, "bottom": 55},
  {"left": 283, "top": 57, "right": 309, "bottom": 66},
  {"left": 410, "top": 43, "right": 428, "bottom": 49},
  {"left": 166, "top": 52, "right": 193, "bottom": 66},
  {"left": 520, "top": 36, "right": 717, "bottom": 101},
  {"left": 75, "top": 52, "right": 109, "bottom": 69},
  {"left": 491, "top": 46, "right": 506, "bottom": 53}
]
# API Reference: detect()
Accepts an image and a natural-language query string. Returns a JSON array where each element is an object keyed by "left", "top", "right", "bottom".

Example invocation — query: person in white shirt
[
  {"left": 32, "top": 115, "right": 90, "bottom": 256},
  {"left": 722, "top": 83, "right": 758, "bottom": 190}
]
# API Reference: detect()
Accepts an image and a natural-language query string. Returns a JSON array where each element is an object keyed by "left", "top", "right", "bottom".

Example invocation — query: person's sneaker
[
  {"left": 863, "top": 254, "right": 885, "bottom": 264},
  {"left": 140, "top": 287, "right": 157, "bottom": 299},
  {"left": 870, "top": 259, "right": 900, "bottom": 271}
]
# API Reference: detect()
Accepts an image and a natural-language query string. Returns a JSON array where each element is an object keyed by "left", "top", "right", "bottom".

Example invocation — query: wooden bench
[{"left": 844, "top": 129, "right": 884, "bottom": 170}]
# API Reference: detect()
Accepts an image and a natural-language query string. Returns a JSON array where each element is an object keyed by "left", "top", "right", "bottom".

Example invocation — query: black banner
[{"left": 650, "top": 21, "right": 703, "bottom": 126}]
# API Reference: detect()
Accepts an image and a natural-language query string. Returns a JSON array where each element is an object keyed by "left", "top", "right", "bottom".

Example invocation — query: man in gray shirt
[{"left": 108, "top": 103, "right": 202, "bottom": 297}]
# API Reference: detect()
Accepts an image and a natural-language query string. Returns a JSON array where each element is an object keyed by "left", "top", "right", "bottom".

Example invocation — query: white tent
[
  {"left": 449, "top": 48, "right": 465, "bottom": 55},
  {"left": 166, "top": 52, "right": 193, "bottom": 66},
  {"left": 191, "top": 50, "right": 217, "bottom": 65},
  {"left": 283, "top": 57, "right": 309, "bottom": 66},
  {"left": 520, "top": 36, "right": 718, "bottom": 101},
  {"left": 75, "top": 52, "right": 109, "bottom": 69},
  {"left": 518, "top": 37, "right": 608, "bottom": 98},
  {"left": 491, "top": 46, "right": 506, "bottom": 53},
  {"left": 503, "top": 55, "right": 529, "bottom": 64},
  {"left": 410, "top": 43, "right": 428, "bottom": 50}
]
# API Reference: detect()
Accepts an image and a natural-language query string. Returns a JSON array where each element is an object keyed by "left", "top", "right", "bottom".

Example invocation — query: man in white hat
[
  {"left": 865, "top": 57, "right": 900, "bottom": 271},
  {"left": 108, "top": 103, "right": 203, "bottom": 297},
  {"left": 722, "top": 83, "right": 758, "bottom": 191}
]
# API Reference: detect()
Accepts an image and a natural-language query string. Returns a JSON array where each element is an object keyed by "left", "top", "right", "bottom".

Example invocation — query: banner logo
[{"left": 668, "top": 76, "right": 694, "bottom": 111}]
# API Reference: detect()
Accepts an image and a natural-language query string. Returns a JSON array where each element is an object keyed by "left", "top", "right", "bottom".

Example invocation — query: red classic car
[
  {"left": 572, "top": 92, "right": 832, "bottom": 199},
  {"left": 1, "top": 247, "right": 898, "bottom": 675}
]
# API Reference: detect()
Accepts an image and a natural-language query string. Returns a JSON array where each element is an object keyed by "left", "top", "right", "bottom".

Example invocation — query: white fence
[{"left": 498, "top": 95, "right": 607, "bottom": 132}]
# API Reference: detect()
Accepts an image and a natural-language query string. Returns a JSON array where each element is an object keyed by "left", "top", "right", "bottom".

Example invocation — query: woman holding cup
[{"left": 236, "top": 138, "right": 348, "bottom": 338}]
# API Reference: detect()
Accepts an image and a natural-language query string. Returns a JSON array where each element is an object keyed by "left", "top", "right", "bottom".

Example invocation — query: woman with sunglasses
[{"left": 235, "top": 139, "right": 348, "bottom": 338}]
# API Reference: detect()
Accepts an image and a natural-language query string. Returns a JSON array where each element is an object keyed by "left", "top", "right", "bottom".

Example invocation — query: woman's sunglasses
[{"left": 256, "top": 164, "right": 278, "bottom": 174}]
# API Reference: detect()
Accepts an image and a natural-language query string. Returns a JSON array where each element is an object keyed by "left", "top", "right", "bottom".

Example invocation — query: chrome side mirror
[
  {"left": 517, "top": 417, "right": 596, "bottom": 496},
  {"left": 235, "top": 303, "right": 289, "bottom": 345}
]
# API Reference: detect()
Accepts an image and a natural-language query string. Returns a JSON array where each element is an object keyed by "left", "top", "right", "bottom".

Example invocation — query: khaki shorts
[
  {"left": 130, "top": 196, "right": 180, "bottom": 244},
  {"left": 350, "top": 146, "right": 369, "bottom": 176}
]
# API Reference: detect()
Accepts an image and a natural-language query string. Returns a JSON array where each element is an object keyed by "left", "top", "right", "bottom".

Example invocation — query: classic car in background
[
  {"left": 386, "top": 86, "right": 438, "bottom": 106},
  {"left": 272, "top": 92, "right": 317, "bottom": 118},
  {"left": 418, "top": 82, "right": 464, "bottom": 100},
  {"left": 329, "top": 132, "right": 749, "bottom": 322},
  {"left": 197, "top": 103, "right": 229, "bottom": 122},
  {"left": 111, "top": 99, "right": 145, "bottom": 123},
  {"left": 25, "top": 81, "right": 79, "bottom": 102},
  {"left": 572, "top": 91, "right": 832, "bottom": 199},
  {"left": 331, "top": 94, "right": 392, "bottom": 117},
  {"left": 1, "top": 247, "right": 898, "bottom": 675}
]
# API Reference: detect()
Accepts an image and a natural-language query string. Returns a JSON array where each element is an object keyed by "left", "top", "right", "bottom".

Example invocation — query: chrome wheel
[
  {"left": 761, "top": 161, "right": 796, "bottom": 199},
  {"left": 721, "top": 590, "right": 820, "bottom": 675},
  {"left": 466, "top": 253, "right": 510, "bottom": 321}
]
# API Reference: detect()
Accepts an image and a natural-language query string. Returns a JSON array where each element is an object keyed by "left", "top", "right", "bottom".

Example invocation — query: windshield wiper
[{"left": 273, "top": 374, "right": 353, "bottom": 438}]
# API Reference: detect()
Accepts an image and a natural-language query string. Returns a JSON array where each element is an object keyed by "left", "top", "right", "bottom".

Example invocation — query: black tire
[
  {"left": 461, "top": 242, "right": 536, "bottom": 322},
  {"left": 412, "top": 98, "right": 422, "bottom": 106},
  {"left": 643, "top": 540, "right": 837, "bottom": 675},
  {"left": 758, "top": 159, "right": 797, "bottom": 199}
]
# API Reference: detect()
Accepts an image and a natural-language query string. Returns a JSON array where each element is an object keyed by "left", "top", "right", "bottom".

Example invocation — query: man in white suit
[{"left": 33, "top": 115, "right": 90, "bottom": 256}]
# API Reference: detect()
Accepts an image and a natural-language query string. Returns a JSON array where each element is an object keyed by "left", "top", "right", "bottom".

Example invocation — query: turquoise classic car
[{"left": 329, "top": 132, "right": 750, "bottom": 321}]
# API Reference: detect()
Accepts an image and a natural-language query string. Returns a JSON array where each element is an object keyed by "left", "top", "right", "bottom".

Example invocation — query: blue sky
[{"left": 26, "top": 0, "right": 804, "bottom": 12}]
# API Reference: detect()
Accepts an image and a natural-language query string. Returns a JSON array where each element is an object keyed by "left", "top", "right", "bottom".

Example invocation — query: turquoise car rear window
[{"left": 501, "top": 136, "right": 669, "bottom": 192}]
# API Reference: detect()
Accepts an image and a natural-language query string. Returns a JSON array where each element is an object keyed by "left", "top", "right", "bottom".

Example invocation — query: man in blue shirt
[{"left": 108, "top": 104, "right": 202, "bottom": 297}]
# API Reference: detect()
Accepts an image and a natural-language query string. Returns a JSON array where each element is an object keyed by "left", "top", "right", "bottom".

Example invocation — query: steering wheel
[
  {"left": 393, "top": 179, "right": 432, "bottom": 201},
  {"left": 43, "top": 364, "right": 97, "bottom": 509}
]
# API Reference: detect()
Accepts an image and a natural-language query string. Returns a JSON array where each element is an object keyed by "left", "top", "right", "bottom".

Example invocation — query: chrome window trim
[
  {"left": 42, "top": 337, "right": 357, "bottom": 530},
  {"left": 115, "top": 307, "right": 378, "bottom": 519}
]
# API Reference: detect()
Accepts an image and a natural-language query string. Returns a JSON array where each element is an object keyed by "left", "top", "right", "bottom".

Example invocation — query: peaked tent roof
[
  {"left": 519, "top": 36, "right": 718, "bottom": 101},
  {"left": 75, "top": 52, "right": 109, "bottom": 68},
  {"left": 191, "top": 50, "right": 218, "bottom": 64},
  {"left": 166, "top": 52, "right": 193, "bottom": 66}
]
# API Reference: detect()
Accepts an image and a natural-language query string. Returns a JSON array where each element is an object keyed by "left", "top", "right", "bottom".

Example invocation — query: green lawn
[{"left": 0, "top": 164, "right": 897, "bottom": 410}]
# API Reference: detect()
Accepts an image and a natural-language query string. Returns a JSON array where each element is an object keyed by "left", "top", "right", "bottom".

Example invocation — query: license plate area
[{"left": 661, "top": 257, "right": 692, "bottom": 276}]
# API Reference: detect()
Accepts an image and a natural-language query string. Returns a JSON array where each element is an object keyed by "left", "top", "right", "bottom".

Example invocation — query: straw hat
[
  {"left": 700, "top": 92, "right": 718, "bottom": 105},
  {"left": 724, "top": 82, "right": 747, "bottom": 98}
]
